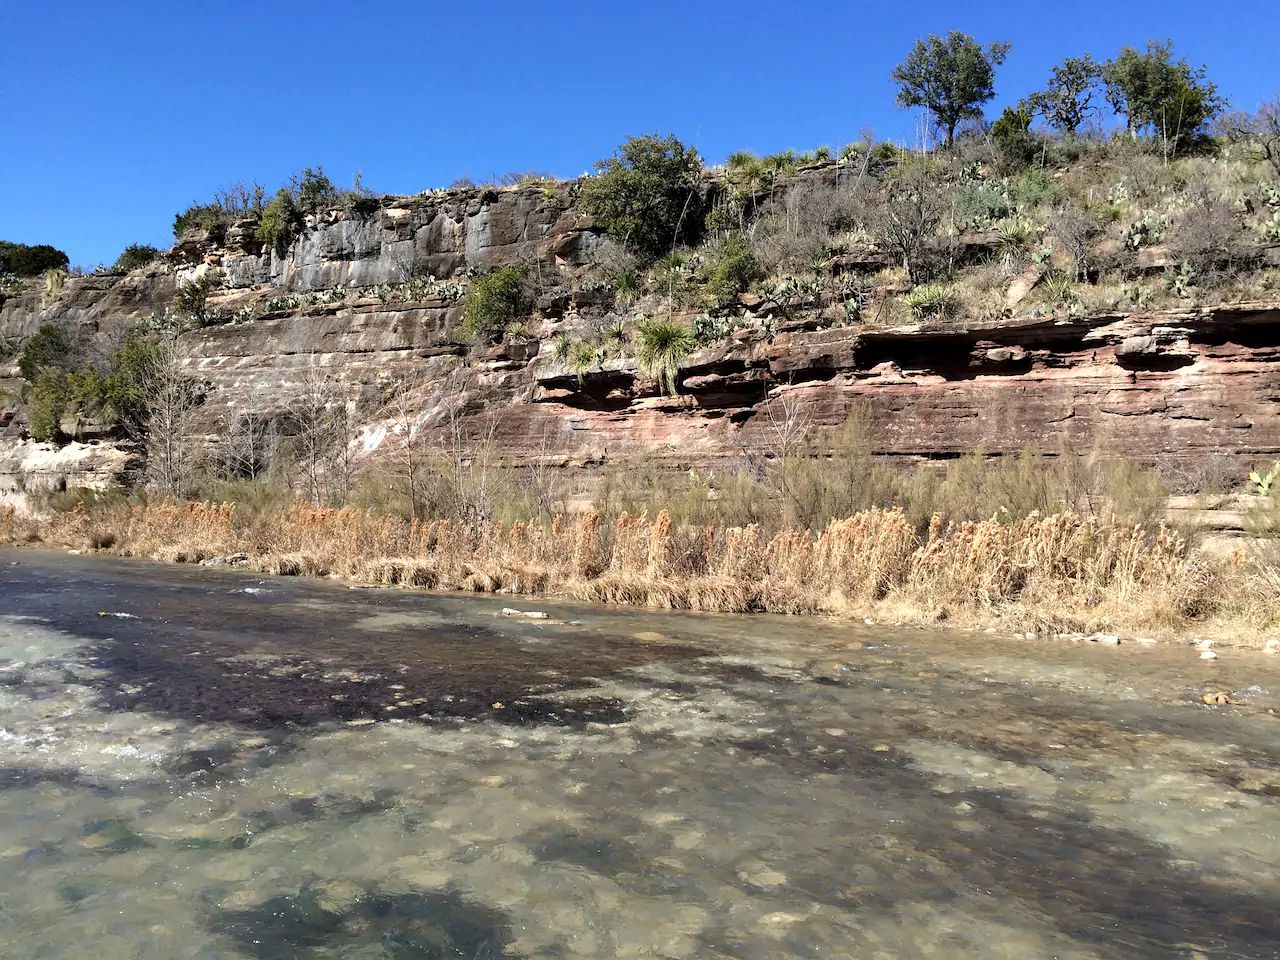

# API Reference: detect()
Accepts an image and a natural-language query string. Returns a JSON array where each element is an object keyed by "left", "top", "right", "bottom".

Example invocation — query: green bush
[
  {"left": 26, "top": 371, "right": 68, "bottom": 442},
  {"left": 704, "top": 233, "right": 762, "bottom": 305},
  {"left": 256, "top": 190, "right": 302, "bottom": 255},
  {"left": 17, "top": 323, "right": 76, "bottom": 382},
  {"left": 173, "top": 203, "right": 231, "bottom": 239},
  {"left": 173, "top": 274, "right": 215, "bottom": 324},
  {"left": 113, "top": 244, "right": 161, "bottom": 272},
  {"left": 172, "top": 182, "right": 265, "bottom": 239},
  {"left": 633, "top": 318, "right": 697, "bottom": 395},
  {"left": 580, "top": 133, "right": 704, "bottom": 261},
  {"left": 462, "top": 264, "right": 532, "bottom": 340},
  {"left": 991, "top": 105, "right": 1039, "bottom": 170},
  {"left": 0, "top": 241, "right": 69, "bottom": 277}
]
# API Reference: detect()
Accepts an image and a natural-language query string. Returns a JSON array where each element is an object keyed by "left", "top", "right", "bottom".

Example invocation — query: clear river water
[{"left": 0, "top": 549, "right": 1278, "bottom": 959}]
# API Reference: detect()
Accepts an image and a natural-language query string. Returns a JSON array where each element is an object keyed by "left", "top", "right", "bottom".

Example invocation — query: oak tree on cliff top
[
  {"left": 891, "top": 32, "right": 1011, "bottom": 148},
  {"left": 580, "top": 133, "right": 704, "bottom": 262},
  {"left": 1103, "top": 40, "right": 1223, "bottom": 153}
]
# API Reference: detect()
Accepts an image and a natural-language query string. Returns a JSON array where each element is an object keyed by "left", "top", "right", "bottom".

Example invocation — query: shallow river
[{"left": 1, "top": 549, "right": 1278, "bottom": 959}]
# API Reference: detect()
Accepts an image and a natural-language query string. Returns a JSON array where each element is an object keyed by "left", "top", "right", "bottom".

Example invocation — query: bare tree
[
  {"left": 286, "top": 368, "right": 358, "bottom": 505},
  {"left": 867, "top": 165, "right": 947, "bottom": 282},
  {"left": 143, "top": 339, "right": 203, "bottom": 498},
  {"left": 220, "top": 390, "right": 276, "bottom": 481},
  {"left": 1220, "top": 98, "right": 1280, "bottom": 177},
  {"left": 384, "top": 375, "right": 430, "bottom": 519},
  {"left": 1049, "top": 202, "right": 1102, "bottom": 281}
]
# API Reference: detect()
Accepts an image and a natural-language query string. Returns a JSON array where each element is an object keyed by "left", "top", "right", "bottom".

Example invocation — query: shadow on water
[
  {"left": 210, "top": 886, "right": 520, "bottom": 959},
  {"left": 0, "top": 551, "right": 708, "bottom": 729}
]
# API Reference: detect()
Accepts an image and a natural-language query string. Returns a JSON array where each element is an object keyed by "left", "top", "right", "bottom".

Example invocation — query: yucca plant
[
  {"left": 995, "top": 218, "right": 1037, "bottom": 254},
  {"left": 569, "top": 343, "right": 599, "bottom": 385},
  {"left": 633, "top": 318, "right": 696, "bottom": 395},
  {"left": 612, "top": 269, "right": 639, "bottom": 308},
  {"left": 550, "top": 332, "right": 572, "bottom": 362},
  {"left": 1040, "top": 271, "right": 1077, "bottom": 306},
  {"left": 902, "top": 284, "right": 959, "bottom": 322}
]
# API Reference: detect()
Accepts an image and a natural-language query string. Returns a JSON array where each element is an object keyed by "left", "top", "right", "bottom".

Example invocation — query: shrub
[
  {"left": 0, "top": 241, "right": 69, "bottom": 277},
  {"left": 173, "top": 274, "right": 216, "bottom": 324},
  {"left": 903, "top": 284, "right": 960, "bottom": 321},
  {"left": 868, "top": 163, "right": 947, "bottom": 281},
  {"left": 580, "top": 133, "right": 704, "bottom": 261},
  {"left": 113, "top": 244, "right": 161, "bottom": 272},
  {"left": 18, "top": 322, "right": 78, "bottom": 382},
  {"left": 172, "top": 182, "right": 265, "bottom": 239},
  {"left": 633, "top": 318, "right": 696, "bottom": 395},
  {"left": 1049, "top": 203, "right": 1102, "bottom": 280},
  {"left": 991, "top": 105, "right": 1039, "bottom": 170},
  {"left": 257, "top": 190, "right": 302, "bottom": 255},
  {"left": 26, "top": 371, "right": 68, "bottom": 442},
  {"left": 704, "top": 233, "right": 762, "bottom": 305},
  {"left": 462, "top": 264, "right": 532, "bottom": 340}
]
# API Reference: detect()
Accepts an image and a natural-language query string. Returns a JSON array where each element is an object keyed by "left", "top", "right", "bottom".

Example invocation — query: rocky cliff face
[{"left": 2, "top": 175, "right": 1278, "bottom": 498}]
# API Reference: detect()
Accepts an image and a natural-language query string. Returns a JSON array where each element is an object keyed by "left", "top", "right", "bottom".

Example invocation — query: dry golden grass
[{"left": 7, "top": 498, "right": 1277, "bottom": 647}]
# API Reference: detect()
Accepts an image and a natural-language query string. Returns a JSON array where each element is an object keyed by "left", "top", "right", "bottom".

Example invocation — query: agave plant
[
  {"left": 902, "top": 284, "right": 959, "bottom": 322},
  {"left": 633, "top": 318, "right": 696, "bottom": 395}
]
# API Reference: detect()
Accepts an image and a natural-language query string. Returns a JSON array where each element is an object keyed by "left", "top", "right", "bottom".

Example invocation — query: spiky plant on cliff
[
  {"left": 569, "top": 343, "right": 599, "bottom": 385},
  {"left": 633, "top": 318, "right": 696, "bottom": 395}
]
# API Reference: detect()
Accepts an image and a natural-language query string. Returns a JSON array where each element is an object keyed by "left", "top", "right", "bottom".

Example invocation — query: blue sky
[{"left": 3, "top": 0, "right": 1278, "bottom": 267}]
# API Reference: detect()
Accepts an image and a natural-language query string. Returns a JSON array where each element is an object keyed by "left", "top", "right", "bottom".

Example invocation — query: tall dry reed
[{"left": 5, "top": 498, "right": 1274, "bottom": 644}]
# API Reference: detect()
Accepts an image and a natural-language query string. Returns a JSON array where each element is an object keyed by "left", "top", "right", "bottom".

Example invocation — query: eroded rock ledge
[{"left": 1, "top": 177, "right": 1277, "bottom": 495}]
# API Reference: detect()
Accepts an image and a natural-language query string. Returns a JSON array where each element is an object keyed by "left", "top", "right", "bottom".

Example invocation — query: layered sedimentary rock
[{"left": 1, "top": 176, "right": 1277, "bottom": 498}]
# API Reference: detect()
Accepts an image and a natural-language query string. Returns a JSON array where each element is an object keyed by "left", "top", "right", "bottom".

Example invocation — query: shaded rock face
[{"left": 1, "top": 177, "right": 1278, "bottom": 498}]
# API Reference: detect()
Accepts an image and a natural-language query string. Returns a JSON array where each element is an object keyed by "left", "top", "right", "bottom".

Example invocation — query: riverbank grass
[{"left": 3, "top": 500, "right": 1275, "bottom": 647}]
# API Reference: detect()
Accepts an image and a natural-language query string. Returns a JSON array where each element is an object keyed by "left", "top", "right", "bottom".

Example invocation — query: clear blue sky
[{"left": 3, "top": 0, "right": 1277, "bottom": 267}]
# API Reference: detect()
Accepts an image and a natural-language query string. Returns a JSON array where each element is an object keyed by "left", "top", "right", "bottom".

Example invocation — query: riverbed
[{"left": 1, "top": 549, "right": 1277, "bottom": 959}]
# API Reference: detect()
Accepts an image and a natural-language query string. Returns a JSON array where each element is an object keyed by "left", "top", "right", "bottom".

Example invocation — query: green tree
[
  {"left": 704, "top": 233, "right": 762, "bottom": 305},
  {"left": 0, "top": 241, "right": 69, "bottom": 277},
  {"left": 1027, "top": 55, "right": 1104, "bottom": 134},
  {"left": 891, "top": 33, "right": 1012, "bottom": 148},
  {"left": 1103, "top": 41, "right": 1224, "bottom": 151},
  {"left": 256, "top": 190, "right": 302, "bottom": 254},
  {"left": 579, "top": 134, "right": 704, "bottom": 261}
]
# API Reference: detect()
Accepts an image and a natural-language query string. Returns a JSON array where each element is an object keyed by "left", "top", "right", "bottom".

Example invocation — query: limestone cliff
[{"left": 1, "top": 172, "right": 1278, "bottom": 497}]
